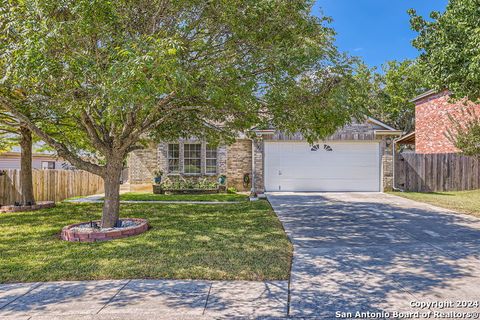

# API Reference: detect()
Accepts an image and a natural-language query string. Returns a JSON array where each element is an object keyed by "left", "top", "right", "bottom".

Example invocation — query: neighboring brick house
[
  {"left": 128, "top": 117, "right": 401, "bottom": 193},
  {"left": 399, "top": 90, "right": 480, "bottom": 154}
]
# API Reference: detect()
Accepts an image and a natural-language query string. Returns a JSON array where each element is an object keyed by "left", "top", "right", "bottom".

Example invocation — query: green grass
[
  {"left": 0, "top": 201, "right": 292, "bottom": 283},
  {"left": 389, "top": 189, "right": 480, "bottom": 217},
  {"left": 119, "top": 192, "right": 248, "bottom": 202}
]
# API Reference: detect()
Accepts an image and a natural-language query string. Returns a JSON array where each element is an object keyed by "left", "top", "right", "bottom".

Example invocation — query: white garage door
[{"left": 264, "top": 141, "right": 380, "bottom": 192}]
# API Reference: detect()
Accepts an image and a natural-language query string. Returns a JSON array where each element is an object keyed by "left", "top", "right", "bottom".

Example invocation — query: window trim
[
  {"left": 165, "top": 142, "right": 218, "bottom": 175},
  {"left": 183, "top": 143, "right": 202, "bottom": 175},
  {"left": 205, "top": 144, "right": 218, "bottom": 175},
  {"left": 167, "top": 144, "right": 180, "bottom": 173}
]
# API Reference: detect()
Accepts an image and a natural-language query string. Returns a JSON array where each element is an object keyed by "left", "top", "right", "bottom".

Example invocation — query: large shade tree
[
  {"left": 0, "top": 110, "right": 36, "bottom": 206},
  {"left": 409, "top": 0, "right": 480, "bottom": 102},
  {"left": 409, "top": 0, "right": 480, "bottom": 156},
  {"left": 376, "top": 60, "right": 428, "bottom": 133},
  {"left": 0, "top": 113, "right": 17, "bottom": 153},
  {"left": 1, "top": 0, "right": 364, "bottom": 227},
  {"left": 347, "top": 60, "right": 428, "bottom": 133},
  {"left": 361, "top": 60, "right": 429, "bottom": 132}
]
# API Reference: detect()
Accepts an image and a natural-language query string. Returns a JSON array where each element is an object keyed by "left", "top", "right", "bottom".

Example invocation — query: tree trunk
[
  {"left": 101, "top": 160, "right": 123, "bottom": 228},
  {"left": 19, "top": 125, "right": 35, "bottom": 205}
]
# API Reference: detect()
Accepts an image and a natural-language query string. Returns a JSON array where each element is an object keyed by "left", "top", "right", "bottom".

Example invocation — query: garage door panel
[
  {"left": 272, "top": 168, "right": 377, "bottom": 180},
  {"left": 270, "top": 179, "right": 378, "bottom": 192},
  {"left": 265, "top": 141, "right": 380, "bottom": 192}
]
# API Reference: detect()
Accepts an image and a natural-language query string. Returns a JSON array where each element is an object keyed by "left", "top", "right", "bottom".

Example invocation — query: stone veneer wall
[
  {"left": 129, "top": 141, "right": 230, "bottom": 186},
  {"left": 380, "top": 139, "right": 394, "bottom": 191},
  {"left": 415, "top": 91, "right": 480, "bottom": 154},
  {"left": 266, "top": 120, "right": 377, "bottom": 141},
  {"left": 156, "top": 141, "right": 227, "bottom": 176},
  {"left": 253, "top": 139, "right": 264, "bottom": 192},
  {"left": 128, "top": 120, "right": 398, "bottom": 192},
  {"left": 226, "top": 140, "right": 252, "bottom": 192},
  {"left": 128, "top": 148, "right": 158, "bottom": 184}
]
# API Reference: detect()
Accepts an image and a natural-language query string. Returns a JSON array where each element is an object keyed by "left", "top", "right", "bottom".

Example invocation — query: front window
[
  {"left": 168, "top": 144, "right": 179, "bottom": 173},
  {"left": 184, "top": 143, "right": 201, "bottom": 174},
  {"left": 205, "top": 145, "right": 217, "bottom": 174}
]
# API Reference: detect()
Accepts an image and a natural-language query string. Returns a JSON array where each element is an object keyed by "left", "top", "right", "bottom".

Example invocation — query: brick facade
[
  {"left": 226, "top": 140, "right": 252, "bottom": 191},
  {"left": 415, "top": 91, "right": 480, "bottom": 154},
  {"left": 265, "top": 119, "right": 377, "bottom": 141},
  {"left": 129, "top": 140, "right": 234, "bottom": 189},
  {"left": 61, "top": 218, "right": 148, "bottom": 242},
  {"left": 128, "top": 119, "right": 398, "bottom": 192},
  {"left": 253, "top": 139, "right": 264, "bottom": 192},
  {"left": 380, "top": 139, "right": 394, "bottom": 192},
  {"left": 128, "top": 147, "right": 158, "bottom": 184}
]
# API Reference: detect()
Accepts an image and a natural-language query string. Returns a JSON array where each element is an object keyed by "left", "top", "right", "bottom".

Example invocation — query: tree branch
[
  {"left": 119, "top": 110, "right": 137, "bottom": 141},
  {"left": 138, "top": 92, "right": 177, "bottom": 131},
  {"left": 79, "top": 110, "right": 111, "bottom": 154},
  {"left": 0, "top": 96, "right": 105, "bottom": 177}
]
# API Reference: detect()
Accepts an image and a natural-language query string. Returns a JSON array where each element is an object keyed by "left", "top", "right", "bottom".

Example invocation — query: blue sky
[{"left": 313, "top": 0, "right": 448, "bottom": 69}]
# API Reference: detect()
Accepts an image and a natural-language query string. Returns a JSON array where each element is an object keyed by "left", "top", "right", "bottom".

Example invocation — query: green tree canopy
[
  {"left": 446, "top": 109, "right": 480, "bottom": 158},
  {"left": 409, "top": 0, "right": 480, "bottom": 102},
  {"left": 0, "top": 111, "right": 18, "bottom": 152},
  {"left": 1, "top": 0, "right": 365, "bottom": 227},
  {"left": 410, "top": 0, "right": 480, "bottom": 157},
  {"left": 375, "top": 60, "right": 428, "bottom": 133},
  {"left": 350, "top": 60, "right": 428, "bottom": 133}
]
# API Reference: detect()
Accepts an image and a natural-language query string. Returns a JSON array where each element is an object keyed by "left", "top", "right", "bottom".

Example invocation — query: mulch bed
[
  {"left": 0, "top": 201, "right": 55, "bottom": 213},
  {"left": 61, "top": 218, "right": 149, "bottom": 242}
]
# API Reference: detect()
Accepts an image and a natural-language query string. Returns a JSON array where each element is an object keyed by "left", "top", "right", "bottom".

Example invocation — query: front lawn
[
  {"left": 119, "top": 192, "right": 248, "bottom": 202},
  {"left": 0, "top": 201, "right": 291, "bottom": 283},
  {"left": 389, "top": 189, "right": 480, "bottom": 217}
]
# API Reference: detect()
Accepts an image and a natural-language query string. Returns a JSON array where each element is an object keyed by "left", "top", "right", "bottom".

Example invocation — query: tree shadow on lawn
[
  {"left": 270, "top": 194, "right": 480, "bottom": 317},
  {"left": 0, "top": 201, "right": 292, "bottom": 317},
  {"left": 8, "top": 195, "right": 480, "bottom": 317}
]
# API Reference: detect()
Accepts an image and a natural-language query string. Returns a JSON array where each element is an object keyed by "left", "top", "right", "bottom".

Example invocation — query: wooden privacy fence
[
  {"left": 0, "top": 169, "right": 104, "bottom": 205},
  {"left": 395, "top": 153, "right": 480, "bottom": 192}
]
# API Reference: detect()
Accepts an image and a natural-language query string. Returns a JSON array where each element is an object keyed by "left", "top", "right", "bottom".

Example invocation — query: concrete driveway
[{"left": 268, "top": 192, "right": 480, "bottom": 319}]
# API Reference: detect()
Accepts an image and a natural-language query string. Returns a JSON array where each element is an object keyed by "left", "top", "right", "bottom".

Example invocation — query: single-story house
[
  {"left": 395, "top": 90, "right": 480, "bottom": 153},
  {"left": 128, "top": 117, "right": 401, "bottom": 193},
  {"left": 0, "top": 149, "right": 67, "bottom": 170}
]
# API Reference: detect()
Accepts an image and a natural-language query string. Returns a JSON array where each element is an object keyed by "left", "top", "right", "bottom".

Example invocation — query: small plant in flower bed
[
  {"left": 160, "top": 178, "right": 218, "bottom": 190},
  {"left": 227, "top": 187, "right": 238, "bottom": 194}
]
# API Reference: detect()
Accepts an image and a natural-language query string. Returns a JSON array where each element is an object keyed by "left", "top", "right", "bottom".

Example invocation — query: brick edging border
[
  {"left": 0, "top": 201, "right": 55, "bottom": 213},
  {"left": 61, "top": 218, "right": 149, "bottom": 242}
]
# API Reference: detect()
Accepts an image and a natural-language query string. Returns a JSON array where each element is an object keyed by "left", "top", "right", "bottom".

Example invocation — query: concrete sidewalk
[
  {"left": 64, "top": 190, "right": 243, "bottom": 205},
  {"left": 0, "top": 280, "right": 288, "bottom": 319},
  {"left": 65, "top": 198, "right": 242, "bottom": 204}
]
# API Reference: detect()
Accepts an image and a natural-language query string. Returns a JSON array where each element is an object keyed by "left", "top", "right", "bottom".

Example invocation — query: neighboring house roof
[
  {"left": 0, "top": 151, "right": 59, "bottom": 159},
  {"left": 394, "top": 131, "right": 415, "bottom": 145},
  {"left": 0, "top": 152, "right": 68, "bottom": 170},
  {"left": 9, "top": 141, "right": 56, "bottom": 155},
  {"left": 409, "top": 89, "right": 448, "bottom": 103},
  {"left": 366, "top": 117, "right": 397, "bottom": 131}
]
